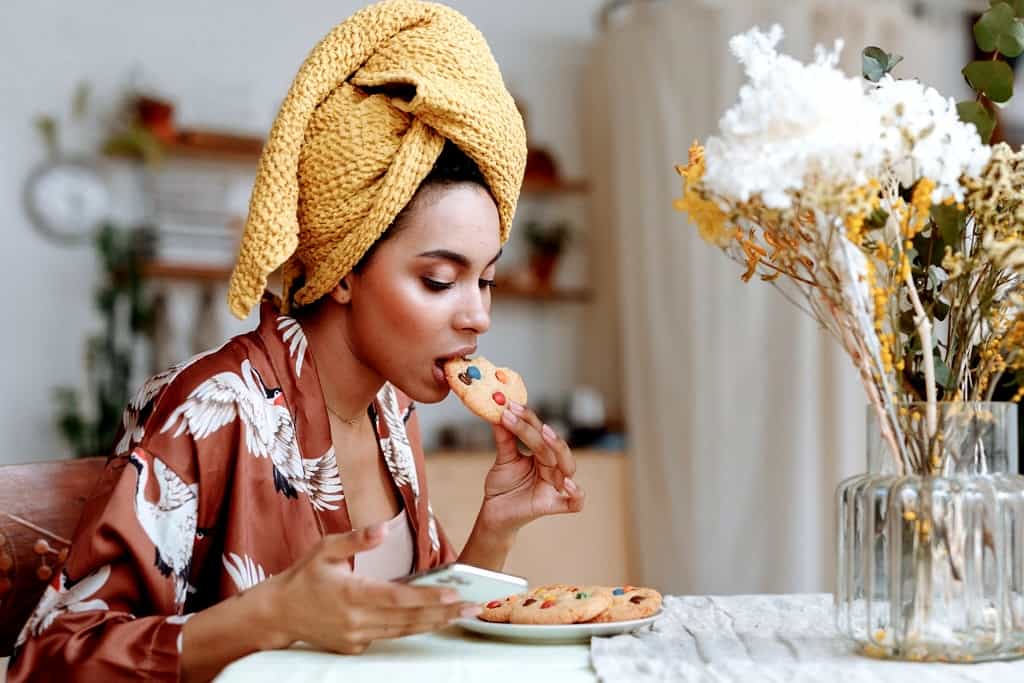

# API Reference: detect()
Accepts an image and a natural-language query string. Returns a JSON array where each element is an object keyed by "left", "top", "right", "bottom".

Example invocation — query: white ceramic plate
[{"left": 454, "top": 610, "right": 662, "bottom": 644}]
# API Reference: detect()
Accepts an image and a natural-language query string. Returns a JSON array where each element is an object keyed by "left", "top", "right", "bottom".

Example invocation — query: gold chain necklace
[{"left": 325, "top": 403, "right": 366, "bottom": 426}]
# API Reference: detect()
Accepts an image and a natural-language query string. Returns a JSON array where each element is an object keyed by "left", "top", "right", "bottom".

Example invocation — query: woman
[{"left": 9, "top": 2, "right": 584, "bottom": 681}]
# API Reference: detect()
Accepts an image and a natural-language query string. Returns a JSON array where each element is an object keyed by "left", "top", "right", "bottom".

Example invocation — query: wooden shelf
[
  {"left": 142, "top": 261, "right": 235, "bottom": 282},
  {"left": 160, "top": 129, "right": 263, "bottom": 164},
  {"left": 494, "top": 279, "right": 591, "bottom": 302},
  {"left": 141, "top": 261, "right": 590, "bottom": 302},
  {"left": 116, "top": 129, "right": 591, "bottom": 197}
]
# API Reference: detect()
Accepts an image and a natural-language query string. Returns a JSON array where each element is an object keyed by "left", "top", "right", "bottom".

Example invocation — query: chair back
[{"left": 0, "top": 457, "right": 106, "bottom": 655}]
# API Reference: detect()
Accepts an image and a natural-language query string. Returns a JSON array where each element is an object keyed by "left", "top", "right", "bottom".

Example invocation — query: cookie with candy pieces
[
  {"left": 509, "top": 586, "right": 611, "bottom": 625},
  {"left": 479, "top": 593, "right": 525, "bottom": 622},
  {"left": 587, "top": 586, "right": 662, "bottom": 622},
  {"left": 443, "top": 356, "right": 528, "bottom": 423}
]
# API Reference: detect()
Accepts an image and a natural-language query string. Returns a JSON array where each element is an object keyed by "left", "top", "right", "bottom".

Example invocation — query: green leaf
[
  {"left": 865, "top": 207, "right": 889, "bottom": 230},
  {"left": 862, "top": 46, "right": 903, "bottom": 82},
  {"left": 957, "top": 101, "right": 997, "bottom": 142},
  {"left": 963, "top": 60, "right": 1015, "bottom": 103},
  {"left": 930, "top": 203, "right": 966, "bottom": 246},
  {"left": 975, "top": 3, "right": 1024, "bottom": 57},
  {"left": 992, "top": 0, "right": 1024, "bottom": 18},
  {"left": 933, "top": 355, "right": 958, "bottom": 390}
]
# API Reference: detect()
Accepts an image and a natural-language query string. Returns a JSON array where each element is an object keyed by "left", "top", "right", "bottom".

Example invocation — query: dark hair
[{"left": 351, "top": 141, "right": 490, "bottom": 273}]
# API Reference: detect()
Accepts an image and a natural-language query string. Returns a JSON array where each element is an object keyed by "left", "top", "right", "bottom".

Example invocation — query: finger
[
  {"left": 508, "top": 403, "right": 573, "bottom": 478},
  {"left": 356, "top": 604, "right": 481, "bottom": 640},
  {"left": 534, "top": 459, "right": 566, "bottom": 493},
  {"left": 345, "top": 579, "right": 462, "bottom": 608},
  {"left": 500, "top": 405, "right": 558, "bottom": 470},
  {"left": 491, "top": 423, "right": 520, "bottom": 466},
  {"left": 541, "top": 483, "right": 586, "bottom": 516},
  {"left": 357, "top": 602, "right": 477, "bottom": 631},
  {"left": 326, "top": 640, "right": 369, "bottom": 656},
  {"left": 540, "top": 422, "right": 576, "bottom": 479},
  {"left": 565, "top": 481, "right": 586, "bottom": 513},
  {"left": 318, "top": 524, "right": 388, "bottom": 562}
]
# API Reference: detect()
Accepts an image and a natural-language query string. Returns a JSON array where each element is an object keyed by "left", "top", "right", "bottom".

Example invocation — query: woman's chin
[{"left": 394, "top": 378, "right": 450, "bottom": 404}]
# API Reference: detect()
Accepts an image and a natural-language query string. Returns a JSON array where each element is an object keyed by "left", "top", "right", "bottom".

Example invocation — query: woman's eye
[
  {"left": 479, "top": 278, "right": 496, "bottom": 289},
  {"left": 422, "top": 277, "right": 454, "bottom": 291}
]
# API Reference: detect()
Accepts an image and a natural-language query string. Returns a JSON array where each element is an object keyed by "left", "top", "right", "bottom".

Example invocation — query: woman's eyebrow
[{"left": 417, "top": 248, "right": 503, "bottom": 267}]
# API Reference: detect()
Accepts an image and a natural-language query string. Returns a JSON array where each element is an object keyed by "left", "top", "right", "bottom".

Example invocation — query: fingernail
[
  {"left": 461, "top": 605, "right": 483, "bottom": 618},
  {"left": 442, "top": 590, "right": 460, "bottom": 604},
  {"left": 542, "top": 424, "right": 557, "bottom": 442},
  {"left": 502, "top": 410, "right": 518, "bottom": 426},
  {"left": 508, "top": 401, "right": 525, "bottom": 415},
  {"left": 564, "top": 478, "right": 578, "bottom": 494}
]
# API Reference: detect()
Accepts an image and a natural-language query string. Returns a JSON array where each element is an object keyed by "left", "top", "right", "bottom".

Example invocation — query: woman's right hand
[{"left": 254, "top": 524, "right": 479, "bottom": 654}]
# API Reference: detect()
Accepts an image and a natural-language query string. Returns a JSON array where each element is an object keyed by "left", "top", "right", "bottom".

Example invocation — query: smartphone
[{"left": 397, "top": 563, "right": 528, "bottom": 604}]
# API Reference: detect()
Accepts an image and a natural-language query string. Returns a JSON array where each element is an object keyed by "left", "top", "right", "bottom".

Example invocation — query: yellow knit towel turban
[{"left": 227, "top": 0, "right": 527, "bottom": 319}]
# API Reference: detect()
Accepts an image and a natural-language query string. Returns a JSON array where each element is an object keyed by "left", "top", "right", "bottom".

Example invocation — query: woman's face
[{"left": 345, "top": 182, "right": 501, "bottom": 403}]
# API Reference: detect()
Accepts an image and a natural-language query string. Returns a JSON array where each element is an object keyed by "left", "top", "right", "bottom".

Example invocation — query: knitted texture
[{"left": 227, "top": 0, "right": 527, "bottom": 318}]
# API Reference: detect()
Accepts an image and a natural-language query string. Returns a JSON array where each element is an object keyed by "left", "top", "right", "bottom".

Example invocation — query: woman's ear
[{"left": 328, "top": 278, "right": 352, "bottom": 305}]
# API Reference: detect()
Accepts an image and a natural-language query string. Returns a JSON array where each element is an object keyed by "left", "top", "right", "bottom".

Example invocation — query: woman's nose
[{"left": 455, "top": 290, "right": 491, "bottom": 334}]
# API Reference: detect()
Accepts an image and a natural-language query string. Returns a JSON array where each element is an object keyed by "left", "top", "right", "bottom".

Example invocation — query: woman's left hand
[{"left": 478, "top": 401, "right": 585, "bottom": 534}]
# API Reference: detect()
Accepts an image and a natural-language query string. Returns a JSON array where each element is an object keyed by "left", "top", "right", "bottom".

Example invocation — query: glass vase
[{"left": 835, "top": 402, "right": 1024, "bottom": 662}]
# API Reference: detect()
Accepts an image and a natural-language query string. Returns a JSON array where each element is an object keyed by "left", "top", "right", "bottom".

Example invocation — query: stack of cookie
[{"left": 479, "top": 584, "right": 663, "bottom": 625}]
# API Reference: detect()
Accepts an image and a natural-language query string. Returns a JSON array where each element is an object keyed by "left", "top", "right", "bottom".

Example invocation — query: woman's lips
[{"left": 433, "top": 361, "right": 448, "bottom": 388}]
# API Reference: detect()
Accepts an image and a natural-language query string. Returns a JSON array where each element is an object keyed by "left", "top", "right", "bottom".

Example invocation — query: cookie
[
  {"left": 528, "top": 583, "right": 578, "bottom": 595},
  {"left": 509, "top": 587, "right": 611, "bottom": 625},
  {"left": 587, "top": 586, "right": 662, "bottom": 623},
  {"left": 479, "top": 593, "right": 525, "bottom": 623},
  {"left": 444, "top": 356, "right": 528, "bottom": 424},
  {"left": 478, "top": 584, "right": 577, "bottom": 622}
]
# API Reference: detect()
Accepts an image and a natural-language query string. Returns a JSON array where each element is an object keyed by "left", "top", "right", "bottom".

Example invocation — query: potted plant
[{"left": 523, "top": 219, "right": 572, "bottom": 290}]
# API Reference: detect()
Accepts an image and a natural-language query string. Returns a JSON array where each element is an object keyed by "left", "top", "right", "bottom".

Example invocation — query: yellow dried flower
[{"left": 674, "top": 142, "right": 734, "bottom": 247}]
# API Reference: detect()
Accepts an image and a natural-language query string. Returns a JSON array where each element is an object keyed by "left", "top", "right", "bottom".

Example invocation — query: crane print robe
[{"left": 8, "top": 297, "right": 457, "bottom": 681}]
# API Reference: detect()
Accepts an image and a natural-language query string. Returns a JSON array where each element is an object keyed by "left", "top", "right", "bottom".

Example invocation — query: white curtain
[{"left": 586, "top": 0, "right": 971, "bottom": 595}]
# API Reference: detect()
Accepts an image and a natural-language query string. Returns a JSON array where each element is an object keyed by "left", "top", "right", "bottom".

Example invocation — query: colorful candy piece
[
  {"left": 576, "top": 592, "right": 590, "bottom": 599},
  {"left": 612, "top": 587, "right": 625, "bottom": 596},
  {"left": 467, "top": 366, "right": 482, "bottom": 380},
  {"left": 492, "top": 391, "right": 506, "bottom": 405},
  {"left": 457, "top": 371, "right": 472, "bottom": 386},
  {"left": 540, "top": 599, "right": 556, "bottom": 609},
  {"left": 486, "top": 600, "right": 503, "bottom": 609},
  {"left": 522, "top": 598, "right": 537, "bottom": 606},
  {"left": 495, "top": 369, "right": 508, "bottom": 383}
]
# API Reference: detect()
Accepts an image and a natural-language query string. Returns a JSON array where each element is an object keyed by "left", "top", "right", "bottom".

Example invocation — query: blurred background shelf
[
  {"left": 142, "top": 261, "right": 592, "bottom": 302},
  {"left": 113, "top": 128, "right": 590, "bottom": 197}
]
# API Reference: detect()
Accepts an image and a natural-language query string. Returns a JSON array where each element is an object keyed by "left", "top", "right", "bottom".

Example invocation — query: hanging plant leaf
[
  {"left": 975, "top": 3, "right": 1024, "bottom": 57},
  {"left": 990, "top": 0, "right": 1024, "bottom": 20},
  {"left": 963, "top": 60, "right": 1015, "bottom": 103},
  {"left": 862, "top": 46, "right": 904, "bottom": 82},
  {"left": 957, "top": 101, "right": 997, "bottom": 142}
]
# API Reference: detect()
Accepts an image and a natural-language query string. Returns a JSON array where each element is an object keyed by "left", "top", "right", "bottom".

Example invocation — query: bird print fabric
[{"left": 8, "top": 297, "right": 456, "bottom": 682}]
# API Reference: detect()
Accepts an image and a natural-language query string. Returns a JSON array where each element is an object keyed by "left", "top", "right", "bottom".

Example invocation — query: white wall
[{"left": 1, "top": 0, "right": 607, "bottom": 464}]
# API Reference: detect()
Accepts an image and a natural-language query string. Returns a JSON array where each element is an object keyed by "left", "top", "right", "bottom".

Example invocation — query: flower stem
[{"left": 904, "top": 267, "right": 938, "bottom": 454}]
